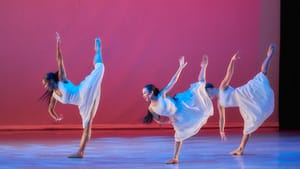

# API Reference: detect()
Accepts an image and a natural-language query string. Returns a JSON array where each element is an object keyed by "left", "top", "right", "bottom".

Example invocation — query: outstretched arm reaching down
[
  {"left": 218, "top": 103, "right": 227, "bottom": 141},
  {"left": 218, "top": 51, "right": 239, "bottom": 141}
]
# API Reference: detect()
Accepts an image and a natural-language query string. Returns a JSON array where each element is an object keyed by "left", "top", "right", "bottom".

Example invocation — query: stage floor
[{"left": 0, "top": 128, "right": 299, "bottom": 169}]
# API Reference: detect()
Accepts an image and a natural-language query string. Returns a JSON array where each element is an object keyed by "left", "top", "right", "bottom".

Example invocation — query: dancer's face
[
  {"left": 142, "top": 88, "right": 153, "bottom": 102},
  {"left": 42, "top": 79, "right": 56, "bottom": 91}
]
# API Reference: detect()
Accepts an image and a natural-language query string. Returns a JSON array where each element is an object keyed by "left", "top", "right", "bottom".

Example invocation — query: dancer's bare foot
[
  {"left": 68, "top": 152, "right": 84, "bottom": 158},
  {"left": 166, "top": 158, "right": 179, "bottom": 164},
  {"left": 230, "top": 148, "right": 243, "bottom": 156},
  {"left": 95, "top": 37, "right": 101, "bottom": 52}
]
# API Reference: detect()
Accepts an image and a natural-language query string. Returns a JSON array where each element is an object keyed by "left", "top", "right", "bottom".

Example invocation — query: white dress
[
  {"left": 53, "top": 63, "right": 105, "bottom": 128},
  {"left": 218, "top": 72, "right": 274, "bottom": 134},
  {"left": 150, "top": 81, "right": 214, "bottom": 142}
]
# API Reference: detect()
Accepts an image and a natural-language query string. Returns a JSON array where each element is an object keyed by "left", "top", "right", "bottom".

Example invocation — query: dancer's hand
[
  {"left": 231, "top": 51, "right": 240, "bottom": 61},
  {"left": 56, "top": 32, "right": 61, "bottom": 43},
  {"left": 201, "top": 54, "right": 208, "bottom": 67},
  {"left": 179, "top": 56, "right": 187, "bottom": 69},
  {"left": 220, "top": 131, "right": 227, "bottom": 141},
  {"left": 55, "top": 114, "right": 63, "bottom": 123},
  {"left": 169, "top": 117, "right": 175, "bottom": 124}
]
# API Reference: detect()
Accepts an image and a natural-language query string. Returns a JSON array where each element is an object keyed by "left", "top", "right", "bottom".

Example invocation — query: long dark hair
[
  {"left": 142, "top": 84, "right": 160, "bottom": 124},
  {"left": 39, "top": 71, "right": 59, "bottom": 105}
]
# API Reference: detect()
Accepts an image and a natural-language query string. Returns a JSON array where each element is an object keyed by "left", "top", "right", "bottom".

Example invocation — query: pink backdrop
[{"left": 0, "top": 0, "right": 280, "bottom": 129}]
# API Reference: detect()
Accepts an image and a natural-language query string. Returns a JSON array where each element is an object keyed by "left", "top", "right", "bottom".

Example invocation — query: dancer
[
  {"left": 218, "top": 44, "right": 276, "bottom": 155},
  {"left": 142, "top": 55, "right": 218, "bottom": 164},
  {"left": 41, "top": 32, "right": 105, "bottom": 158}
]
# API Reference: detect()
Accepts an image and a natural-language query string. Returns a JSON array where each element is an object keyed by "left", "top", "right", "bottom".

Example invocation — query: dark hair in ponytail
[
  {"left": 142, "top": 84, "right": 160, "bottom": 124},
  {"left": 205, "top": 82, "right": 214, "bottom": 89},
  {"left": 39, "top": 71, "right": 59, "bottom": 105},
  {"left": 144, "top": 84, "right": 160, "bottom": 96},
  {"left": 143, "top": 111, "right": 153, "bottom": 124}
]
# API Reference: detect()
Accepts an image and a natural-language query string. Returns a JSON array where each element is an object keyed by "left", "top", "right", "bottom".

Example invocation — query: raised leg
[
  {"left": 261, "top": 44, "right": 275, "bottom": 75},
  {"left": 94, "top": 37, "right": 103, "bottom": 65}
]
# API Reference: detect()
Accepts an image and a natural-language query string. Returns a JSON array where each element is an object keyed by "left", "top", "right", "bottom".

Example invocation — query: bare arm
[
  {"left": 161, "top": 56, "right": 187, "bottom": 97},
  {"left": 198, "top": 54, "right": 208, "bottom": 82},
  {"left": 219, "top": 51, "right": 239, "bottom": 90},
  {"left": 217, "top": 103, "right": 227, "bottom": 140},
  {"left": 48, "top": 96, "right": 62, "bottom": 122},
  {"left": 56, "top": 32, "right": 67, "bottom": 81}
]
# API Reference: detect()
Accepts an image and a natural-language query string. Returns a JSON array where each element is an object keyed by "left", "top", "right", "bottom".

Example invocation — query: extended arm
[
  {"left": 198, "top": 54, "right": 208, "bottom": 82},
  {"left": 161, "top": 56, "right": 187, "bottom": 97},
  {"left": 56, "top": 32, "right": 67, "bottom": 81},
  {"left": 219, "top": 51, "right": 239, "bottom": 90}
]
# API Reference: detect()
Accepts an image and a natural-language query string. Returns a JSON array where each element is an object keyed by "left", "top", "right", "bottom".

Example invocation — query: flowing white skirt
[
  {"left": 219, "top": 72, "right": 274, "bottom": 134},
  {"left": 78, "top": 63, "right": 105, "bottom": 128},
  {"left": 172, "top": 81, "right": 214, "bottom": 141}
]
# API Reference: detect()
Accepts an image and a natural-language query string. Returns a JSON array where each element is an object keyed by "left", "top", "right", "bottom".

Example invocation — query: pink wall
[{"left": 0, "top": 0, "right": 280, "bottom": 129}]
